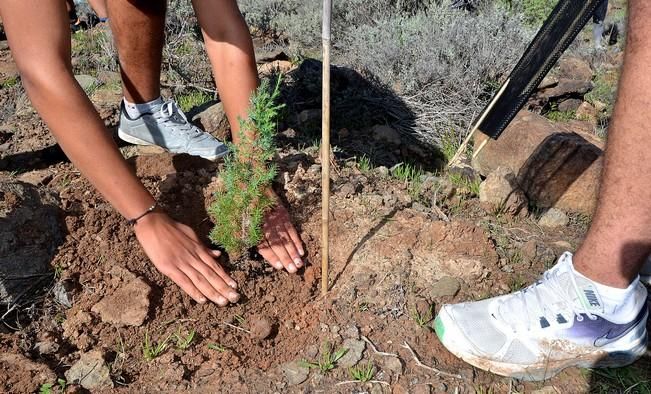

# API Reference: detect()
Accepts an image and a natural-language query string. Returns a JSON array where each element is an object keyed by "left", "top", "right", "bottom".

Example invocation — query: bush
[
  {"left": 208, "top": 78, "right": 283, "bottom": 256},
  {"left": 241, "top": 0, "right": 533, "bottom": 150}
]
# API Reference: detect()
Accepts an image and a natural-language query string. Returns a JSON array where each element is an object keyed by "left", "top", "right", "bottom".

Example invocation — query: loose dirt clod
[
  {"left": 249, "top": 316, "right": 273, "bottom": 340},
  {"left": 91, "top": 275, "right": 152, "bottom": 327}
]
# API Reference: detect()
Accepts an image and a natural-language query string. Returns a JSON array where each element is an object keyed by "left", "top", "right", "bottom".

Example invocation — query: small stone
[
  {"left": 342, "top": 325, "right": 360, "bottom": 339},
  {"left": 381, "top": 356, "right": 404, "bottom": 375},
  {"left": 371, "top": 384, "right": 385, "bottom": 394},
  {"left": 249, "top": 316, "right": 273, "bottom": 340},
  {"left": 303, "top": 344, "right": 319, "bottom": 359},
  {"left": 538, "top": 208, "right": 569, "bottom": 228},
  {"left": 375, "top": 166, "right": 389, "bottom": 177},
  {"left": 281, "top": 361, "right": 309, "bottom": 386},
  {"left": 558, "top": 57, "right": 593, "bottom": 81},
  {"left": 479, "top": 167, "right": 528, "bottom": 216},
  {"left": 372, "top": 125, "right": 402, "bottom": 145},
  {"left": 91, "top": 276, "right": 151, "bottom": 327},
  {"left": 258, "top": 60, "right": 294, "bottom": 75},
  {"left": 557, "top": 98, "right": 582, "bottom": 112},
  {"left": 538, "top": 75, "right": 558, "bottom": 90},
  {"left": 429, "top": 276, "right": 461, "bottom": 298},
  {"left": 34, "top": 341, "right": 59, "bottom": 355},
  {"left": 65, "top": 351, "right": 113, "bottom": 389},
  {"left": 337, "top": 338, "right": 366, "bottom": 368}
]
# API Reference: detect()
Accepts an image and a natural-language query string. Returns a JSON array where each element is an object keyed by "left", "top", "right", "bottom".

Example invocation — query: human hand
[
  {"left": 134, "top": 212, "right": 240, "bottom": 306},
  {"left": 257, "top": 196, "right": 305, "bottom": 273}
]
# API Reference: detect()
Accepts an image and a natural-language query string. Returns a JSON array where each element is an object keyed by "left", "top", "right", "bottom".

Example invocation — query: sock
[
  {"left": 123, "top": 97, "right": 164, "bottom": 119},
  {"left": 571, "top": 262, "right": 643, "bottom": 320}
]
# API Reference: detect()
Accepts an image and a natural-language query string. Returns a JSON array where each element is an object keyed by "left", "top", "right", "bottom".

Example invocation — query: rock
[
  {"left": 91, "top": 275, "right": 151, "bottom": 327},
  {"left": 429, "top": 276, "right": 461, "bottom": 298},
  {"left": 479, "top": 167, "right": 528, "bottom": 216},
  {"left": 538, "top": 208, "right": 569, "bottom": 228},
  {"left": 34, "top": 340, "right": 59, "bottom": 355},
  {"left": 337, "top": 338, "right": 366, "bottom": 368},
  {"left": 375, "top": 166, "right": 389, "bottom": 177},
  {"left": 1, "top": 181, "right": 62, "bottom": 305},
  {"left": 473, "top": 111, "right": 602, "bottom": 215},
  {"left": 343, "top": 325, "right": 360, "bottom": 339},
  {"left": 280, "top": 361, "right": 309, "bottom": 386},
  {"left": 249, "top": 316, "right": 273, "bottom": 340},
  {"left": 372, "top": 125, "right": 402, "bottom": 145},
  {"left": 558, "top": 57, "right": 593, "bottom": 81},
  {"left": 258, "top": 60, "right": 294, "bottom": 76},
  {"left": 17, "top": 169, "right": 54, "bottom": 186},
  {"left": 192, "top": 102, "right": 231, "bottom": 142},
  {"left": 74, "top": 74, "right": 99, "bottom": 92},
  {"left": 575, "top": 101, "right": 597, "bottom": 123},
  {"left": 381, "top": 356, "right": 404, "bottom": 375},
  {"left": 539, "top": 78, "right": 593, "bottom": 99},
  {"left": 65, "top": 351, "right": 113, "bottom": 389},
  {"left": 412, "top": 384, "right": 432, "bottom": 394},
  {"left": 537, "top": 75, "right": 558, "bottom": 90},
  {"left": 557, "top": 98, "right": 582, "bottom": 112}
]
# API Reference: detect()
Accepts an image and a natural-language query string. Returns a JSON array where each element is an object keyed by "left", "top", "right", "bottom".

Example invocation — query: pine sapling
[{"left": 208, "top": 77, "right": 284, "bottom": 257}]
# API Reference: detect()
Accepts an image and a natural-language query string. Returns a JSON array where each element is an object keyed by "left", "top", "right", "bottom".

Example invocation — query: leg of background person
[
  {"left": 572, "top": 1, "right": 651, "bottom": 289},
  {"left": 88, "top": 0, "right": 109, "bottom": 20},
  {"left": 106, "top": 0, "right": 165, "bottom": 103},
  {"left": 190, "top": 0, "right": 258, "bottom": 139}
]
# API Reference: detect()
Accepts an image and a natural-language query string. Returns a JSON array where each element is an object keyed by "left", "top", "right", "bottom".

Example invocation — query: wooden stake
[
  {"left": 447, "top": 78, "right": 511, "bottom": 167},
  {"left": 321, "top": 0, "right": 332, "bottom": 296}
]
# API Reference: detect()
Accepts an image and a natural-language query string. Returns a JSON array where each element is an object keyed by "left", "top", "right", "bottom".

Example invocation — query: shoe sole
[
  {"left": 118, "top": 128, "right": 225, "bottom": 162},
  {"left": 434, "top": 307, "right": 648, "bottom": 381}
]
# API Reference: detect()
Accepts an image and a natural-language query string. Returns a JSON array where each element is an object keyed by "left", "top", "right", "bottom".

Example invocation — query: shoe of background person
[
  {"left": 434, "top": 252, "right": 648, "bottom": 381},
  {"left": 118, "top": 100, "right": 229, "bottom": 161}
]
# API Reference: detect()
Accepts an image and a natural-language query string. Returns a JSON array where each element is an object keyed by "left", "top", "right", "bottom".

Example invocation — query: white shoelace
[
  {"left": 157, "top": 101, "right": 201, "bottom": 136},
  {"left": 497, "top": 254, "right": 598, "bottom": 333}
]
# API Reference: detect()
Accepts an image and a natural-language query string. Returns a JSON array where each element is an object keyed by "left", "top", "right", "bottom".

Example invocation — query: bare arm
[{"left": 0, "top": 0, "right": 239, "bottom": 305}]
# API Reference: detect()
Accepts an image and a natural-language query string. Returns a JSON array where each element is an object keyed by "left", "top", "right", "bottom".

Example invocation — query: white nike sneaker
[{"left": 434, "top": 252, "right": 649, "bottom": 381}]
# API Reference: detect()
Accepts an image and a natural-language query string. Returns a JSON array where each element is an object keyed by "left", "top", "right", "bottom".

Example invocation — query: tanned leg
[
  {"left": 573, "top": 0, "right": 651, "bottom": 288},
  {"left": 106, "top": 0, "right": 165, "bottom": 103}
]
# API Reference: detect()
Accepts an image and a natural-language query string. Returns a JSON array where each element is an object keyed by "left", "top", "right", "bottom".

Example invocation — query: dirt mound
[{"left": 0, "top": 180, "right": 62, "bottom": 305}]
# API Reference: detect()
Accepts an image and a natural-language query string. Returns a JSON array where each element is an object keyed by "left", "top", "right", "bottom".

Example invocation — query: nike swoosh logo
[{"left": 593, "top": 307, "right": 647, "bottom": 347}]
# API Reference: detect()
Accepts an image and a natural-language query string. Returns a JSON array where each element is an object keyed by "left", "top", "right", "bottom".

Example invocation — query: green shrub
[
  {"left": 241, "top": 0, "right": 533, "bottom": 150},
  {"left": 208, "top": 78, "right": 283, "bottom": 256}
]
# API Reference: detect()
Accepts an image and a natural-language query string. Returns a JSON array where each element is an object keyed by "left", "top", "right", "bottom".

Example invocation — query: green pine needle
[{"left": 209, "top": 76, "right": 284, "bottom": 256}]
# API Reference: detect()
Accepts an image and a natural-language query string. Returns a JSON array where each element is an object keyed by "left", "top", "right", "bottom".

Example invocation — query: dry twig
[
  {"left": 361, "top": 336, "right": 398, "bottom": 357},
  {"left": 401, "top": 341, "right": 464, "bottom": 380}
]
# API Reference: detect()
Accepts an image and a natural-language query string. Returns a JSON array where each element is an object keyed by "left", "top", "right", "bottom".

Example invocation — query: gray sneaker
[{"left": 118, "top": 100, "right": 229, "bottom": 161}]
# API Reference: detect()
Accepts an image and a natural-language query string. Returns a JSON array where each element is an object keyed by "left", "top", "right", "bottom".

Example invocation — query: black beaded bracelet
[{"left": 127, "top": 203, "right": 157, "bottom": 226}]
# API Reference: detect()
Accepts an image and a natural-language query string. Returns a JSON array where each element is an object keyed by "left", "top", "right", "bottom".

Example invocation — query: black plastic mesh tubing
[{"left": 478, "top": 0, "right": 602, "bottom": 140}]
